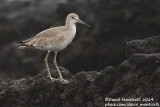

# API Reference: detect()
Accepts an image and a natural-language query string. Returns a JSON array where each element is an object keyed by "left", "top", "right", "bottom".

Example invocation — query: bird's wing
[{"left": 22, "top": 27, "right": 66, "bottom": 47}]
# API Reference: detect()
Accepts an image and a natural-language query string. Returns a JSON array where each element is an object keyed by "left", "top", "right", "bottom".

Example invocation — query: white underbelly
[
  {"left": 53, "top": 28, "right": 76, "bottom": 51},
  {"left": 54, "top": 34, "right": 75, "bottom": 51}
]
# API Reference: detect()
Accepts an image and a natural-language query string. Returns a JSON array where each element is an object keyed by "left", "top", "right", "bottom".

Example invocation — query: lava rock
[
  {"left": 126, "top": 36, "right": 160, "bottom": 56},
  {"left": 114, "top": 53, "right": 160, "bottom": 100},
  {"left": 0, "top": 51, "right": 160, "bottom": 106},
  {"left": 0, "top": 67, "right": 117, "bottom": 107}
]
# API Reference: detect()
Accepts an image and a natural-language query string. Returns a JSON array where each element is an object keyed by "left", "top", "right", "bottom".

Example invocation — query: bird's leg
[
  {"left": 53, "top": 52, "right": 69, "bottom": 84},
  {"left": 45, "top": 51, "right": 58, "bottom": 82}
]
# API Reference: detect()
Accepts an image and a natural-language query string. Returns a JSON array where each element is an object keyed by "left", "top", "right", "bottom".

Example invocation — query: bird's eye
[{"left": 72, "top": 17, "right": 74, "bottom": 18}]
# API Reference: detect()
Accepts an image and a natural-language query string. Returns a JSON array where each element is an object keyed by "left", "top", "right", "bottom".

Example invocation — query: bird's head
[{"left": 66, "top": 13, "right": 90, "bottom": 27}]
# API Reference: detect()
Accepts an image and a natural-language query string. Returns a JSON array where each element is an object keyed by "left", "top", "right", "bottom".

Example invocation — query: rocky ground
[{"left": 0, "top": 36, "right": 160, "bottom": 107}]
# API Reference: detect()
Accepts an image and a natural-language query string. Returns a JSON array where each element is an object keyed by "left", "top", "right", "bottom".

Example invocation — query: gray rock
[
  {"left": 0, "top": 52, "right": 160, "bottom": 106},
  {"left": 126, "top": 36, "right": 160, "bottom": 56}
]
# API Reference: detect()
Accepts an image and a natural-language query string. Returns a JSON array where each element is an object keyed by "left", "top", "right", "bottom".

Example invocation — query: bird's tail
[
  {"left": 16, "top": 41, "right": 27, "bottom": 49},
  {"left": 19, "top": 46, "right": 27, "bottom": 49},
  {"left": 16, "top": 37, "right": 34, "bottom": 49},
  {"left": 16, "top": 41, "right": 24, "bottom": 44}
]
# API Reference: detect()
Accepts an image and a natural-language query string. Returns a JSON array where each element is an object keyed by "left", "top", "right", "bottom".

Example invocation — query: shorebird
[{"left": 16, "top": 13, "right": 90, "bottom": 84}]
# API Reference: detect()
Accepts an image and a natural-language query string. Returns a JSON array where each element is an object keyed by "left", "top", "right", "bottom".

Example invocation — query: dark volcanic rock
[
  {"left": 116, "top": 53, "right": 160, "bottom": 100},
  {"left": 0, "top": 67, "right": 117, "bottom": 107},
  {"left": 126, "top": 36, "right": 160, "bottom": 56},
  {"left": 0, "top": 52, "right": 160, "bottom": 106}
]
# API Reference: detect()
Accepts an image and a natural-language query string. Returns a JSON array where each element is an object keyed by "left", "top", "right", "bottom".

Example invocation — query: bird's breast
[
  {"left": 49, "top": 25, "right": 76, "bottom": 51},
  {"left": 63, "top": 29, "right": 76, "bottom": 46}
]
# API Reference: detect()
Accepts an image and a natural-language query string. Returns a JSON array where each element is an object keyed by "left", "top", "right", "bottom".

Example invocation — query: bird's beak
[{"left": 77, "top": 19, "right": 90, "bottom": 27}]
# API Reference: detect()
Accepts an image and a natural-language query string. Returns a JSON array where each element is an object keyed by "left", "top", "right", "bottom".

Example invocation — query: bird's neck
[{"left": 65, "top": 23, "right": 76, "bottom": 31}]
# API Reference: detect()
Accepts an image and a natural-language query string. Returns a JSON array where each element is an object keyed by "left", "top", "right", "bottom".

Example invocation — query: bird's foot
[
  {"left": 48, "top": 76, "right": 59, "bottom": 82},
  {"left": 58, "top": 76, "right": 69, "bottom": 84}
]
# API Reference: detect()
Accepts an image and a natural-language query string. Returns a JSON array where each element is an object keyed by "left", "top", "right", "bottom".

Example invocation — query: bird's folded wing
[
  {"left": 26, "top": 35, "right": 65, "bottom": 47},
  {"left": 19, "top": 27, "right": 66, "bottom": 47}
]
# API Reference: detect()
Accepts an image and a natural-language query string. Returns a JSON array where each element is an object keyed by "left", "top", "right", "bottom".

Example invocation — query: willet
[{"left": 16, "top": 13, "right": 90, "bottom": 84}]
